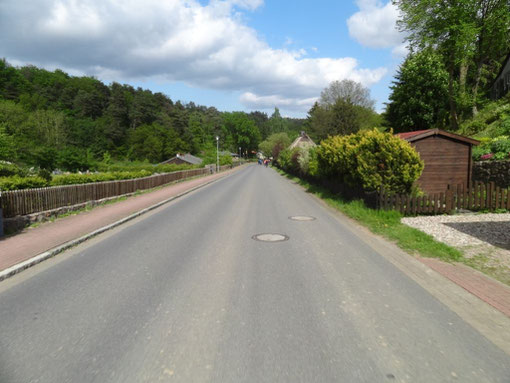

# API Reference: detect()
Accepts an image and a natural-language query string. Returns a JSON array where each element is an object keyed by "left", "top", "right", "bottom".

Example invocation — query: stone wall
[{"left": 473, "top": 161, "right": 510, "bottom": 188}]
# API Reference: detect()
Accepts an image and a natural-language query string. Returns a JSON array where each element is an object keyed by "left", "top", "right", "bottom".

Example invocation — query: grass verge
[{"left": 276, "top": 169, "right": 463, "bottom": 262}]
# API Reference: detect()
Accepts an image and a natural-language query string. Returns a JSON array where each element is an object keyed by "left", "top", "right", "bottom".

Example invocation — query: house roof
[
  {"left": 177, "top": 153, "right": 203, "bottom": 164},
  {"left": 219, "top": 150, "right": 238, "bottom": 157},
  {"left": 160, "top": 153, "right": 203, "bottom": 165},
  {"left": 396, "top": 129, "right": 479, "bottom": 146},
  {"left": 289, "top": 131, "right": 316, "bottom": 149},
  {"left": 493, "top": 52, "right": 510, "bottom": 83}
]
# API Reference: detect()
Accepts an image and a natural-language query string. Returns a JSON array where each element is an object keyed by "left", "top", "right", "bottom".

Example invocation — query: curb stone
[{"left": 0, "top": 173, "right": 231, "bottom": 282}]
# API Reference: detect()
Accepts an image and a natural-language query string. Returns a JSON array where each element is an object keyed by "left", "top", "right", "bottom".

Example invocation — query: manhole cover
[
  {"left": 289, "top": 216, "right": 316, "bottom": 221},
  {"left": 252, "top": 233, "right": 289, "bottom": 242}
]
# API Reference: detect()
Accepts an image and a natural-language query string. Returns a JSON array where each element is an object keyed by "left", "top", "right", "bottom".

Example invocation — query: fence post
[{"left": 0, "top": 198, "right": 3, "bottom": 237}]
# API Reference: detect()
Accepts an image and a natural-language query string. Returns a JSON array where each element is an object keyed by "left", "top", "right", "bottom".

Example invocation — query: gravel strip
[{"left": 402, "top": 213, "right": 510, "bottom": 269}]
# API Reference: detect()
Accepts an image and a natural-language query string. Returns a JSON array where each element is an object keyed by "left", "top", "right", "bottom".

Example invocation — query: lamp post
[
  {"left": 216, "top": 136, "right": 219, "bottom": 173},
  {"left": 239, "top": 147, "right": 241, "bottom": 165}
]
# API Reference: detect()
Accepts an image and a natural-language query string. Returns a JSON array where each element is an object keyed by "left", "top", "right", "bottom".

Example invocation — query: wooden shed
[{"left": 396, "top": 129, "right": 479, "bottom": 194}]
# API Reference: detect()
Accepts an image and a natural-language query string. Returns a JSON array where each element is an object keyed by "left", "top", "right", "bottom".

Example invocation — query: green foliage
[
  {"left": 317, "top": 130, "right": 424, "bottom": 193},
  {"left": 0, "top": 162, "right": 27, "bottom": 177},
  {"left": 93, "top": 161, "right": 194, "bottom": 173},
  {"left": 276, "top": 148, "right": 292, "bottom": 171},
  {"left": 393, "top": 0, "right": 510, "bottom": 126},
  {"left": 386, "top": 49, "right": 449, "bottom": 132},
  {"left": 222, "top": 112, "right": 261, "bottom": 153},
  {"left": 57, "top": 148, "right": 93, "bottom": 172},
  {"left": 258, "top": 132, "right": 291, "bottom": 159},
  {"left": 277, "top": 170, "right": 462, "bottom": 262},
  {"left": 319, "top": 79, "right": 375, "bottom": 109},
  {"left": 0, "top": 61, "right": 306, "bottom": 171},
  {"left": 50, "top": 170, "right": 152, "bottom": 186},
  {"left": 37, "top": 168, "right": 52, "bottom": 182},
  {"left": 0, "top": 176, "right": 48, "bottom": 191},
  {"left": 473, "top": 135, "right": 510, "bottom": 160},
  {"left": 0, "top": 124, "right": 15, "bottom": 160},
  {"left": 220, "top": 155, "right": 233, "bottom": 166},
  {"left": 460, "top": 97, "right": 510, "bottom": 137},
  {"left": 308, "top": 80, "right": 381, "bottom": 141}
]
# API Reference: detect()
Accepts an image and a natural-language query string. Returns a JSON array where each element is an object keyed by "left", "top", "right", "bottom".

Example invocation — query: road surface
[{"left": 1, "top": 165, "right": 509, "bottom": 382}]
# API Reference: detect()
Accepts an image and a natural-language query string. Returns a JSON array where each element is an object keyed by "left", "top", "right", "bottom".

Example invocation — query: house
[
  {"left": 492, "top": 53, "right": 510, "bottom": 99},
  {"left": 219, "top": 151, "right": 239, "bottom": 159},
  {"left": 289, "top": 131, "right": 317, "bottom": 150},
  {"left": 159, "top": 153, "right": 203, "bottom": 166},
  {"left": 396, "top": 129, "right": 479, "bottom": 194}
]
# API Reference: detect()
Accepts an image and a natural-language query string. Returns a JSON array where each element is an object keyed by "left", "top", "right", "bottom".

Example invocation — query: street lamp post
[
  {"left": 239, "top": 147, "right": 241, "bottom": 165},
  {"left": 216, "top": 136, "right": 219, "bottom": 173}
]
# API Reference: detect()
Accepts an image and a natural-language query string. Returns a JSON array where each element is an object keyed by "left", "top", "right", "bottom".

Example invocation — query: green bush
[
  {"left": 472, "top": 135, "right": 510, "bottom": 161},
  {"left": 95, "top": 161, "right": 195, "bottom": 174},
  {"left": 276, "top": 148, "right": 292, "bottom": 171},
  {"left": 220, "top": 154, "right": 233, "bottom": 166},
  {"left": 317, "top": 129, "right": 424, "bottom": 193},
  {"left": 0, "top": 162, "right": 27, "bottom": 177},
  {"left": 0, "top": 176, "right": 48, "bottom": 191},
  {"left": 50, "top": 170, "right": 153, "bottom": 186}
]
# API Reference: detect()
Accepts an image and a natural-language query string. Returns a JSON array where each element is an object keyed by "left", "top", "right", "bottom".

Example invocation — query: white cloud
[
  {"left": 0, "top": 0, "right": 386, "bottom": 114},
  {"left": 347, "top": 0, "right": 405, "bottom": 50},
  {"left": 240, "top": 92, "right": 318, "bottom": 111}
]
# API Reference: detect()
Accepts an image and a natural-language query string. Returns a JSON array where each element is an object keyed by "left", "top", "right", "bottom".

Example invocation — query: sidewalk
[
  {"left": 419, "top": 257, "right": 510, "bottom": 318},
  {"left": 0, "top": 167, "right": 240, "bottom": 276}
]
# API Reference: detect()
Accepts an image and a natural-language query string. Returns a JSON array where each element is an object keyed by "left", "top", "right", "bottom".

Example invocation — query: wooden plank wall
[
  {"left": 0, "top": 165, "right": 234, "bottom": 218},
  {"left": 379, "top": 182, "right": 510, "bottom": 215}
]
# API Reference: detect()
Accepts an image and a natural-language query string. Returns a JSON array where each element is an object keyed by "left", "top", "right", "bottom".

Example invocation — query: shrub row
[
  {"left": 472, "top": 136, "right": 510, "bottom": 161},
  {"left": 0, "top": 169, "right": 191, "bottom": 191},
  {"left": 277, "top": 129, "right": 424, "bottom": 194}
]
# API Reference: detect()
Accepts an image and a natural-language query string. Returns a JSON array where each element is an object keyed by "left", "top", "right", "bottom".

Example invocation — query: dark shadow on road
[{"left": 443, "top": 221, "right": 510, "bottom": 250}]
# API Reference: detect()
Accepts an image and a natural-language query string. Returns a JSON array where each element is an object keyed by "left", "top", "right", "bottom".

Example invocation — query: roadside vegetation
[{"left": 277, "top": 169, "right": 463, "bottom": 262}]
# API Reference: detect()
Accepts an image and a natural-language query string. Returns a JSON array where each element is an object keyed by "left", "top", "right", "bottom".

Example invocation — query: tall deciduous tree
[
  {"left": 309, "top": 80, "right": 380, "bottom": 141},
  {"left": 386, "top": 49, "right": 449, "bottom": 132},
  {"left": 319, "top": 79, "right": 375, "bottom": 110},
  {"left": 393, "top": 0, "right": 510, "bottom": 127}
]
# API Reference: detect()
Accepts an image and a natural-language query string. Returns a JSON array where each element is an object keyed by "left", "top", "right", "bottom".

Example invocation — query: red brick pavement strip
[
  {"left": 0, "top": 167, "right": 241, "bottom": 277},
  {"left": 419, "top": 257, "right": 510, "bottom": 318}
]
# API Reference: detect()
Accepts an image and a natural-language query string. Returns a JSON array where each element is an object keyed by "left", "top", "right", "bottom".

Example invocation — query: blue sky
[{"left": 0, "top": 0, "right": 408, "bottom": 117}]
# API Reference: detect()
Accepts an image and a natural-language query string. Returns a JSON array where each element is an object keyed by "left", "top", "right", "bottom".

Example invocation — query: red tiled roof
[
  {"left": 395, "top": 129, "right": 479, "bottom": 145},
  {"left": 395, "top": 129, "right": 431, "bottom": 140}
]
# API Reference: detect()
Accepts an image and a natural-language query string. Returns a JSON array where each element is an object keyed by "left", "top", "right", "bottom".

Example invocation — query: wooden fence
[
  {"left": 379, "top": 182, "right": 510, "bottom": 215},
  {"left": 0, "top": 165, "right": 234, "bottom": 218}
]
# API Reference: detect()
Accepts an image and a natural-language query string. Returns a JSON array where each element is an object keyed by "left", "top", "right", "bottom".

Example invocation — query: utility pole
[{"left": 216, "top": 136, "right": 219, "bottom": 172}]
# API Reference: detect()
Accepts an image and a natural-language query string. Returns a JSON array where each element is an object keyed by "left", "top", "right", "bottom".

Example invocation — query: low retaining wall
[
  {"left": 2, "top": 193, "right": 137, "bottom": 234},
  {"left": 473, "top": 161, "right": 510, "bottom": 188}
]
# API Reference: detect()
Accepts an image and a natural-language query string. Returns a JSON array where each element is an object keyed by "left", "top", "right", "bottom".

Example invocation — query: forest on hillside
[
  {"left": 386, "top": 0, "right": 510, "bottom": 134},
  {"left": 0, "top": 59, "right": 305, "bottom": 171}
]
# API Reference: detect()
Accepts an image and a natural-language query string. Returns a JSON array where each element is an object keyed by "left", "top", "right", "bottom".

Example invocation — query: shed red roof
[
  {"left": 395, "top": 129, "right": 431, "bottom": 140},
  {"left": 396, "top": 129, "right": 479, "bottom": 146}
]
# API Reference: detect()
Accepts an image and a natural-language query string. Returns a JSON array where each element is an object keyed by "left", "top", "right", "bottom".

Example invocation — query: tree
[
  {"left": 393, "top": 0, "right": 510, "bottom": 126},
  {"left": 0, "top": 124, "right": 15, "bottom": 161},
  {"left": 258, "top": 132, "right": 291, "bottom": 159},
  {"left": 386, "top": 49, "right": 449, "bottom": 132},
  {"left": 319, "top": 79, "right": 375, "bottom": 110},
  {"left": 309, "top": 80, "right": 380, "bottom": 141},
  {"left": 267, "top": 108, "right": 287, "bottom": 134},
  {"left": 222, "top": 112, "right": 261, "bottom": 154}
]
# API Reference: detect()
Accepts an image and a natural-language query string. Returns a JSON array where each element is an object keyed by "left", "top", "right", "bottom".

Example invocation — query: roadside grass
[
  {"left": 276, "top": 169, "right": 463, "bottom": 262},
  {"left": 463, "top": 254, "right": 510, "bottom": 287}
]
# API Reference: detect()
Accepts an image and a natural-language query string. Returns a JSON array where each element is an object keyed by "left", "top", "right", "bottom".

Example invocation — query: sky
[{"left": 0, "top": 0, "right": 408, "bottom": 117}]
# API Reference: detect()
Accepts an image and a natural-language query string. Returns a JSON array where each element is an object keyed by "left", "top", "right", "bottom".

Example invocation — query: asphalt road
[{"left": 1, "top": 165, "right": 510, "bottom": 382}]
